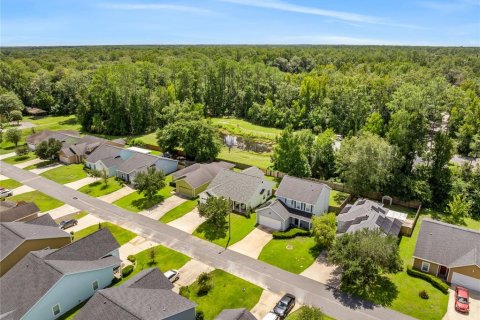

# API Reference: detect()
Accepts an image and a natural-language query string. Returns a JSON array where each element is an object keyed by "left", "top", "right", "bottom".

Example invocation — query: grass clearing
[
  {"left": 193, "top": 212, "right": 257, "bottom": 247},
  {"left": 40, "top": 164, "right": 88, "bottom": 184},
  {"left": 212, "top": 117, "right": 281, "bottom": 142},
  {"left": 160, "top": 198, "right": 198, "bottom": 223},
  {"left": 286, "top": 307, "right": 335, "bottom": 320},
  {"left": 1, "top": 152, "right": 37, "bottom": 164},
  {"left": 73, "top": 222, "right": 136, "bottom": 246},
  {"left": 329, "top": 190, "right": 349, "bottom": 207},
  {"left": 78, "top": 178, "right": 123, "bottom": 197},
  {"left": 181, "top": 269, "right": 262, "bottom": 320},
  {"left": 136, "top": 131, "right": 158, "bottom": 145},
  {"left": 217, "top": 146, "right": 272, "bottom": 169},
  {"left": 258, "top": 236, "right": 320, "bottom": 274},
  {"left": 0, "top": 179, "right": 22, "bottom": 190},
  {"left": 9, "top": 190, "right": 64, "bottom": 212}
]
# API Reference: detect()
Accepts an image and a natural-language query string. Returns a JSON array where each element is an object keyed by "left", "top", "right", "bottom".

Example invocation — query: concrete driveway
[
  {"left": 68, "top": 214, "right": 104, "bottom": 233},
  {"left": 0, "top": 174, "right": 9, "bottom": 181},
  {"left": 119, "top": 236, "right": 158, "bottom": 260},
  {"left": 251, "top": 290, "right": 283, "bottom": 319},
  {"left": 98, "top": 185, "right": 136, "bottom": 203},
  {"left": 173, "top": 259, "right": 214, "bottom": 292},
  {"left": 443, "top": 289, "right": 480, "bottom": 320},
  {"left": 15, "top": 158, "right": 43, "bottom": 169},
  {"left": 139, "top": 194, "right": 188, "bottom": 220},
  {"left": 11, "top": 185, "right": 35, "bottom": 196},
  {"left": 0, "top": 153, "right": 16, "bottom": 161},
  {"left": 47, "top": 204, "right": 80, "bottom": 219},
  {"left": 167, "top": 208, "right": 205, "bottom": 234},
  {"left": 300, "top": 251, "right": 341, "bottom": 287},
  {"left": 65, "top": 177, "right": 99, "bottom": 190},
  {"left": 229, "top": 226, "right": 273, "bottom": 259},
  {"left": 30, "top": 163, "right": 63, "bottom": 174}
]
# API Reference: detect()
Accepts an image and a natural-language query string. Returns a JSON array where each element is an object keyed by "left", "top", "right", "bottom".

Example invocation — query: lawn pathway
[
  {"left": 139, "top": 194, "right": 188, "bottom": 220},
  {"left": 98, "top": 185, "right": 136, "bottom": 203},
  {"left": 15, "top": 158, "right": 43, "bottom": 169},
  {"left": 30, "top": 163, "right": 63, "bottom": 174},
  {"left": 167, "top": 208, "right": 206, "bottom": 234},
  {"left": 11, "top": 185, "right": 35, "bottom": 196},
  {"left": 65, "top": 177, "right": 99, "bottom": 190}
]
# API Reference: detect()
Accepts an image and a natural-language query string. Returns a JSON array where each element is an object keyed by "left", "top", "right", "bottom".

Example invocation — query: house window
[
  {"left": 301, "top": 202, "right": 306, "bottom": 211},
  {"left": 52, "top": 304, "right": 61, "bottom": 316},
  {"left": 421, "top": 261, "right": 430, "bottom": 273},
  {"left": 291, "top": 200, "right": 296, "bottom": 207},
  {"left": 92, "top": 280, "right": 99, "bottom": 291}
]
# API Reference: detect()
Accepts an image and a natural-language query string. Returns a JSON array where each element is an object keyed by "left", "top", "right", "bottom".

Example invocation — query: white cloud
[{"left": 98, "top": 2, "right": 212, "bottom": 14}]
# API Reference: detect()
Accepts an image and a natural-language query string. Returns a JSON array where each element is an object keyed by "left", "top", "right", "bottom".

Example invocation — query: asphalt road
[{"left": 1, "top": 161, "right": 416, "bottom": 320}]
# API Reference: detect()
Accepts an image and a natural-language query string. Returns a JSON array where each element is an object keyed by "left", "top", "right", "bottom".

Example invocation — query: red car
[{"left": 455, "top": 286, "right": 470, "bottom": 313}]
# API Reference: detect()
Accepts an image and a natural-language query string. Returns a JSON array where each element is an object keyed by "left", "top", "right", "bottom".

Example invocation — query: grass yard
[
  {"left": 29, "top": 115, "right": 81, "bottom": 131},
  {"left": 118, "top": 244, "right": 190, "bottom": 284},
  {"left": 78, "top": 178, "right": 123, "bottom": 197},
  {"left": 9, "top": 190, "right": 64, "bottom": 212},
  {"left": 329, "top": 190, "right": 349, "bottom": 207},
  {"left": 212, "top": 117, "right": 282, "bottom": 142},
  {"left": 0, "top": 179, "right": 22, "bottom": 189},
  {"left": 181, "top": 269, "right": 262, "bottom": 320},
  {"left": 193, "top": 212, "right": 257, "bottom": 247},
  {"left": 135, "top": 131, "right": 158, "bottom": 145},
  {"left": 73, "top": 222, "right": 136, "bottom": 246},
  {"left": 384, "top": 204, "right": 418, "bottom": 218},
  {"left": 24, "top": 159, "right": 56, "bottom": 170},
  {"left": 1, "top": 152, "right": 37, "bottom": 164},
  {"left": 113, "top": 175, "right": 174, "bottom": 212},
  {"left": 258, "top": 236, "right": 320, "bottom": 274},
  {"left": 286, "top": 307, "right": 335, "bottom": 320},
  {"left": 160, "top": 198, "right": 198, "bottom": 223},
  {"left": 40, "top": 164, "right": 88, "bottom": 184},
  {"left": 217, "top": 146, "right": 272, "bottom": 169},
  {"left": 423, "top": 208, "right": 480, "bottom": 230}
]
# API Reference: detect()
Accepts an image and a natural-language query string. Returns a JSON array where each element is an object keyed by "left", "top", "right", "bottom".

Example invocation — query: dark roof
[
  {"left": 86, "top": 144, "right": 123, "bottom": 164},
  {"left": 413, "top": 218, "right": 480, "bottom": 267},
  {"left": 75, "top": 268, "right": 196, "bottom": 320},
  {"left": 0, "top": 201, "right": 40, "bottom": 222},
  {"left": 216, "top": 309, "right": 257, "bottom": 320},
  {"left": 117, "top": 153, "right": 158, "bottom": 174},
  {"left": 26, "top": 130, "right": 80, "bottom": 146},
  {"left": 172, "top": 162, "right": 235, "bottom": 189},
  {"left": 25, "top": 107, "right": 47, "bottom": 115},
  {"left": 60, "top": 135, "right": 107, "bottom": 158},
  {"left": 257, "top": 199, "right": 313, "bottom": 221},
  {"left": 26, "top": 213, "right": 58, "bottom": 227},
  {"left": 45, "top": 228, "right": 119, "bottom": 261},
  {"left": 275, "top": 176, "right": 329, "bottom": 205}
]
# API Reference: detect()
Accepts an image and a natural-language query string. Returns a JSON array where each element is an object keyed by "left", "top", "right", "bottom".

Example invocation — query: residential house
[
  {"left": 199, "top": 166, "right": 272, "bottom": 213},
  {"left": 26, "top": 130, "right": 81, "bottom": 150},
  {"left": 0, "top": 214, "right": 71, "bottom": 276},
  {"left": 172, "top": 161, "right": 235, "bottom": 198},
  {"left": 0, "top": 228, "right": 121, "bottom": 320},
  {"left": 85, "top": 144, "right": 178, "bottom": 183},
  {"left": 58, "top": 135, "right": 125, "bottom": 164},
  {"left": 216, "top": 309, "right": 257, "bottom": 320},
  {"left": 336, "top": 199, "right": 407, "bottom": 237},
  {"left": 413, "top": 218, "right": 480, "bottom": 291},
  {"left": 76, "top": 268, "right": 196, "bottom": 320},
  {"left": 0, "top": 201, "right": 40, "bottom": 223},
  {"left": 256, "top": 175, "right": 330, "bottom": 231}
]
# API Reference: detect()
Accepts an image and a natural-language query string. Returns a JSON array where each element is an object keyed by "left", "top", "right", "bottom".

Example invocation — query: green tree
[
  {"left": 198, "top": 196, "right": 230, "bottom": 234},
  {"left": 15, "top": 145, "right": 29, "bottom": 156},
  {"left": 329, "top": 229, "right": 402, "bottom": 290},
  {"left": 101, "top": 168, "right": 109, "bottom": 186},
  {"left": 336, "top": 132, "right": 394, "bottom": 196},
  {"left": 0, "top": 92, "right": 24, "bottom": 121},
  {"left": 295, "top": 306, "right": 325, "bottom": 320},
  {"left": 311, "top": 213, "right": 336, "bottom": 249},
  {"left": 271, "top": 127, "right": 311, "bottom": 177},
  {"left": 311, "top": 129, "right": 336, "bottom": 179},
  {"left": 9, "top": 110, "right": 23, "bottom": 125},
  {"left": 427, "top": 132, "right": 454, "bottom": 206},
  {"left": 5, "top": 128, "right": 21, "bottom": 147},
  {"left": 133, "top": 167, "right": 166, "bottom": 201},
  {"left": 363, "top": 112, "right": 384, "bottom": 136},
  {"left": 446, "top": 194, "right": 472, "bottom": 223},
  {"left": 35, "top": 138, "right": 62, "bottom": 159}
]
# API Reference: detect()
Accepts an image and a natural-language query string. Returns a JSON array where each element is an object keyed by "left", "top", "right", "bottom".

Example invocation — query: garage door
[
  {"left": 259, "top": 215, "right": 282, "bottom": 230},
  {"left": 451, "top": 272, "right": 480, "bottom": 292}
]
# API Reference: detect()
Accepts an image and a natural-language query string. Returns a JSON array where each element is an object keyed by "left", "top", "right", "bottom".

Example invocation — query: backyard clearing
[
  {"left": 168, "top": 208, "right": 206, "bottom": 234},
  {"left": 229, "top": 226, "right": 273, "bottom": 259},
  {"left": 217, "top": 146, "right": 272, "bottom": 169}
]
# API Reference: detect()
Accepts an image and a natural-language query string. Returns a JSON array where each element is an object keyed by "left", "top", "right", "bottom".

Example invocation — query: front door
[{"left": 438, "top": 265, "right": 448, "bottom": 279}]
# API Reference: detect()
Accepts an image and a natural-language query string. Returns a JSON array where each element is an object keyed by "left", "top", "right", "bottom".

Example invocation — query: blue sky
[{"left": 1, "top": 0, "right": 479, "bottom": 46}]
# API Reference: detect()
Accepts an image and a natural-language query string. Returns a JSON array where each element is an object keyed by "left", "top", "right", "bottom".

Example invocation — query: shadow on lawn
[
  {"left": 131, "top": 194, "right": 165, "bottom": 211},
  {"left": 195, "top": 220, "right": 228, "bottom": 241},
  {"left": 59, "top": 118, "right": 78, "bottom": 125}
]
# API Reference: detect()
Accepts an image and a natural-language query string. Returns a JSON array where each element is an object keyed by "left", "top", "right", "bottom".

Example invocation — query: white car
[
  {"left": 262, "top": 312, "right": 279, "bottom": 320},
  {"left": 164, "top": 269, "right": 180, "bottom": 283},
  {"left": 0, "top": 188, "right": 13, "bottom": 198}
]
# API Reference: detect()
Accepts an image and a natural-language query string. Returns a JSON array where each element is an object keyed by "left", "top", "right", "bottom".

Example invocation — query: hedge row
[
  {"left": 122, "top": 265, "right": 134, "bottom": 277},
  {"left": 406, "top": 265, "right": 449, "bottom": 294},
  {"left": 272, "top": 227, "right": 311, "bottom": 239}
]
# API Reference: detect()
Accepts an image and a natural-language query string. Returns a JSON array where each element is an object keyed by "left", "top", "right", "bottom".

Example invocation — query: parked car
[
  {"left": 455, "top": 286, "right": 470, "bottom": 313},
  {"left": 0, "top": 188, "right": 13, "bottom": 198},
  {"left": 273, "top": 293, "right": 295, "bottom": 318},
  {"left": 262, "top": 312, "right": 279, "bottom": 320},
  {"left": 164, "top": 269, "right": 180, "bottom": 283},
  {"left": 59, "top": 219, "right": 78, "bottom": 230}
]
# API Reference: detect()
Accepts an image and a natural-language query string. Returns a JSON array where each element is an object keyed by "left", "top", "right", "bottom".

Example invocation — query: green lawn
[
  {"left": 24, "top": 159, "right": 56, "bottom": 170},
  {"left": 57, "top": 301, "right": 87, "bottom": 320},
  {"left": 0, "top": 179, "right": 22, "bottom": 190},
  {"left": 9, "top": 190, "right": 64, "bottom": 212},
  {"left": 40, "top": 164, "right": 88, "bottom": 184},
  {"left": 211, "top": 117, "right": 282, "bottom": 142},
  {"left": 160, "top": 198, "right": 198, "bottom": 223},
  {"left": 78, "top": 178, "right": 123, "bottom": 197},
  {"left": 73, "top": 222, "right": 136, "bottom": 246},
  {"left": 384, "top": 204, "right": 418, "bottom": 218},
  {"left": 258, "top": 236, "right": 320, "bottom": 274},
  {"left": 1, "top": 152, "right": 37, "bottom": 164},
  {"left": 286, "top": 307, "right": 335, "bottom": 320},
  {"left": 136, "top": 131, "right": 158, "bottom": 145},
  {"left": 118, "top": 244, "right": 190, "bottom": 284},
  {"left": 217, "top": 146, "right": 272, "bottom": 169},
  {"left": 29, "top": 115, "right": 81, "bottom": 131},
  {"left": 329, "top": 190, "right": 349, "bottom": 207},
  {"left": 193, "top": 212, "right": 257, "bottom": 247},
  {"left": 181, "top": 269, "right": 262, "bottom": 320},
  {"left": 423, "top": 208, "right": 480, "bottom": 230},
  {"left": 113, "top": 175, "right": 174, "bottom": 212},
  {"left": 265, "top": 175, "right": 281, "bottom": 189}
]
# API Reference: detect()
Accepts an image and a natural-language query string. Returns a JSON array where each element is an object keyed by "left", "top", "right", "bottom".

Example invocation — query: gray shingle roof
[
  {"left": 86, "top": 144, "right": 123, "bottom": 164},
  {"left": 172, "top": 161, "right": 235, "bottom": 189},
  {"left": 61, "top": 135, "right": 107, "bottom": 158},
  {"left": 413, "top": 218, "right": 480, "bottom": 267},
  {"left": 216, "top": 309, "right": 257, "bottom": 320},
  {"left": 117, "top": 153, "right": 158, "bottom": 174},
  {"left": 0, "top": 201, "right": 40, "bottom": 222},
  {"left": 275, "top": 176, "right": 329, "bottom": 205},
  {"left": 75, "top": 268, "right": 196, "bottom": 320},
  {"left": 26, "top": 213, "right": 58, "bottom": 227},
  {"left": 26, "top": 130, "right": 80, "bottom": 146}
]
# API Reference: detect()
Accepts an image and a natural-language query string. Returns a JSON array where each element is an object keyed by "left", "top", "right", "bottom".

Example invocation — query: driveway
[
  {"left": 65, "top": 177, "right": 99, "bottom": 190},
  {"left": 0, "top": 153, "right": 16, "bottom": 161},
  {"left": 7, "top": 121, "right": 37, "bottom": 130},
  {"left": 119, "top": 236, "right": 158, "bottom": 260},
  {"left": 0, "top": 174, "right": 8, "bottom": 181},
  {"left": 68, "top": 214, "right": 104, "bottom": 233},
  {"left": 11, "top": 185, "right": 35, "bottom": 196},
  {"left": 47, "top": 204, "right": 80, "bottom": 219},
  {"left": 30, "top": 163, "right": 63, "bottom": 174},
  {"left": 173, "top": 259, "right": 214, "bottom": 292},
  {"left": 139, "top": 194, "right": 188, "bottom": 220},
  {"left": 15, "top": 158, "right": 43, "bottom": 169},
  {"left": 251, "top": 290, "right": 283, "bottom": 319},
  {"left": 300, "top": 251, "right": 341, "bottom": 287},
  {"left": 98, "top": 185, "right": 136, "bottom": 203},
  {"left": 167, "top": 208, "right": 205, "bottom": 234},
  {"left": 229, "top": 226, "right": 273, "bottom": 259},
  {"left": 443, "top": 288, "right": 480, "bottom": 320}
]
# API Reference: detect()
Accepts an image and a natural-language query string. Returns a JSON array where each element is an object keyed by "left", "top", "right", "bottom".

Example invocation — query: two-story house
[{"left": 256, "top": 175, "right": 330, "bottom": 231}]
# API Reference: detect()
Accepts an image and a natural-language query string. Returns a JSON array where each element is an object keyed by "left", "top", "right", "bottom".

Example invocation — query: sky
[{"left": 1, "top": 0, "right": 479, "bottom": 46}]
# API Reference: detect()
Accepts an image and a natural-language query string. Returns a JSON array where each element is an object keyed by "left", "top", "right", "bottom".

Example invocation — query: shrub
[
  {"left": 122, "top": 265, "right": 134, "bottom": 277},
  {"left": 179, "top": 286, "right": 190, "bottom": 297},
  {"left": 419, "top": 290, "right": 429, "bottom": 299},
  {"left": 406, "top": 266, "right": 449, "bottom": 294},
  {"left": 195, "top": 310, "right": 204, "bottom": 320},
  {"left": 272, "top": 227, "right": 311, "bottom": 239},
  {"left": 197, "top": 272, "right": 211, "bottom": 285},
  {"left": 127, "top": 255, "right": 136, "bottom": 263},
  {"left": 15, "top": 145, "right": 29, "bottom": 156},
  {"left": 197, "top": 282, "right": 212, "bottom": 296},
  {"left": 130, "top": 139, "right": 146, "bottom": 147}
]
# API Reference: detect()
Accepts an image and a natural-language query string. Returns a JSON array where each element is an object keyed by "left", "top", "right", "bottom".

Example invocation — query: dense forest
[{"left": 0, "top": 46, "right": 479, "bottom": 215}]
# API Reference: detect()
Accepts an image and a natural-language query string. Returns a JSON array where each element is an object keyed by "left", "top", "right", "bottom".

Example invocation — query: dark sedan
[
  {"left": 59, "top": 219, "right": 78, "bottom": 230},
  {"left": 273, "top": 293, "right": 295, "bottom": 318}
]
